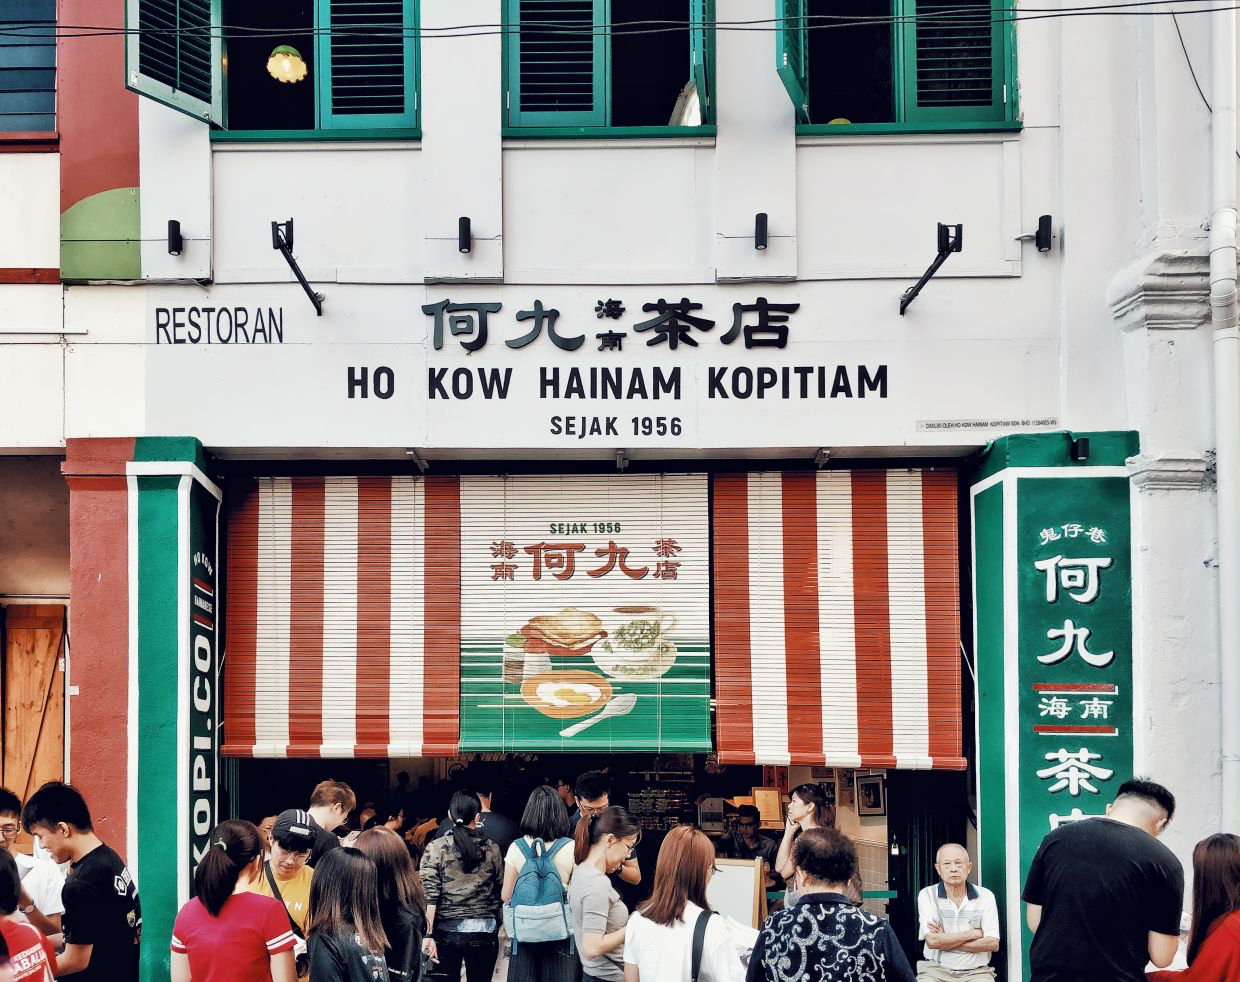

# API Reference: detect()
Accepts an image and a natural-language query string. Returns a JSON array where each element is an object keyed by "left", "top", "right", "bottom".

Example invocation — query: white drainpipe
[{"left": 1211, "top": 2, "right": 1240, "bottom": 829}]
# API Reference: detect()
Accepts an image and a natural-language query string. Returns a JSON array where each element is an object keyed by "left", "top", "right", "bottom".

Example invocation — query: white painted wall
[{"left": 0, "top": 154, "right": 59, "bottom": 270}]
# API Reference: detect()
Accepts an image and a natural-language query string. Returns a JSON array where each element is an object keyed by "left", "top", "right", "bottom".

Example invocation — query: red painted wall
[
  {"left": 58, "top": 0, "right": 139, "bottom": 212},
  {"left": 62, "top": 438, "right": 134, "bottom": 849}
]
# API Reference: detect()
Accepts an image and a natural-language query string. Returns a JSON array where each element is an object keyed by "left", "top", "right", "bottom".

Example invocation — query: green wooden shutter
[
  {"left": 125, "top": 0, "right": 222, "bottom": 123},
  {"left": 775, "top": 0, "right": 808, "bottom": 124},
  {"left": 316, "top": 0, "right": 418, "bottom": 130},
  {"left": 901, "top": 0, "right": 1005, "bottom": 123},
  {"left": 0, "top": 0, "right": 56, "bottom": 132},
  {"left": 507, "top": 0, "right": 606, "bottom": 127},
  {"left": 690, "top": 0, "right": 712, "bottom": 123}
]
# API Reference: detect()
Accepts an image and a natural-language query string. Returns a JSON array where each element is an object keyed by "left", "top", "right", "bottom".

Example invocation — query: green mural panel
[{"left": 60, "top": 187, "right": 141, "bottom": 281}]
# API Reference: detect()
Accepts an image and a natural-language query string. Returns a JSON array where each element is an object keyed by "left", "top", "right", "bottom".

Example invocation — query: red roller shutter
[
  {"left": 713, "top": 469, "right": 964, "bottom": 769},
  {"left": 222, "top": 475, "right": 461, "bottom": 758}
]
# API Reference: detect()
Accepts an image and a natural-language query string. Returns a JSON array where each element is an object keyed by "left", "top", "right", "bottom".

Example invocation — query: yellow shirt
[{"left": 246, "top": 863, "right": 313, "bottom": 935}]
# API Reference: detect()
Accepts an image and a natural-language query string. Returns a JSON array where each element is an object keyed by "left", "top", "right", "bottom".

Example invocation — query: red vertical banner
[
  {"left": 851, "top": 471, "right": 896, "bottom": 767},
  {"left": 354, "top": 477, "right": 392, "bottom": 757},
  {"left": 713, "top": 474, "right": 755, "bottom": 763},
  {"left": 222, "top": 480, "right": 259, "bottom": 756},
  {"left": 287, "top": 477, "right": 326, "bottom": 757},
  {"left": 782, "top": 471, "right": 823, "bottom": 763}
]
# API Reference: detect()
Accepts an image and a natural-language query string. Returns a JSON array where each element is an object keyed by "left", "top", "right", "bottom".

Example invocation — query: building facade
[{"left": 0, "top": 0, "right": 1233, "bottom": 979}]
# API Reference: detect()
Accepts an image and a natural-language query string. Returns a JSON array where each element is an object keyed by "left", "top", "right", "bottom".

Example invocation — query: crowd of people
[{"left": 0, "top": 772, "right": 1237, "bottom": 981}]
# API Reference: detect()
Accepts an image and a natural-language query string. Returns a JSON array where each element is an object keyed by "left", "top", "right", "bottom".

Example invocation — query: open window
[
  {"left": 505, "top": 0, "right": 713, "bottom": 134},
  {"left": 127, "top": 0, "right": 418, "bottom": 135},
  {"left": 778, "top": 0, "right": 1015, "bottom": 131},
  {"left": 220, "top": 0, "right": 418, "bottom": 135}
]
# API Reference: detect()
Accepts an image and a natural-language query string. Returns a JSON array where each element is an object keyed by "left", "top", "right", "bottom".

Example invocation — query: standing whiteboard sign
[{"left": 706, "top": 858, "right": 765, "bottom": 929}]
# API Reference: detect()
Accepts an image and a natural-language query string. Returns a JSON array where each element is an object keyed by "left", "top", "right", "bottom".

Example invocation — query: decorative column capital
[
  {"left": 1126, "top": 452, "right": 1213, "bottom": 491},
  {"left": 1107, "top": 251, "right": 1211, "bottom": 332}
]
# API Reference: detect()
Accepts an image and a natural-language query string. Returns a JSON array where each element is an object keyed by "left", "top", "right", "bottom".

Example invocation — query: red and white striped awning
[
  {"left": 222, "top": 475, "right": 462, "bottom": 758},
  {"left": 712, "top": 470, "right": 965, "bottom": 770}
]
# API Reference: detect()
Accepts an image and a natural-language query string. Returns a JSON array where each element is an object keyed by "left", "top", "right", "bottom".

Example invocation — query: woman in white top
[
  {"left": 623, "top": 825, "right": 745, "bottom": 982},
  {"left": 501, "top": 785, "right": 577, "bottom": 982}
]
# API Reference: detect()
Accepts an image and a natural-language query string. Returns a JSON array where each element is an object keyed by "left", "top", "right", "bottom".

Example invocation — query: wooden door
[{"left": 1, "top": 606, "right": 66, "bottom": 836}]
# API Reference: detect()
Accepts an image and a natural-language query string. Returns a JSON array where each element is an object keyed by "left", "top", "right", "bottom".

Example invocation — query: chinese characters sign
[
  {"left": 458, "top": 475, "right": 711, "bottom": 752},
  {"left": 1018, "top": 475, "right": 1134, "bottom": 968}
]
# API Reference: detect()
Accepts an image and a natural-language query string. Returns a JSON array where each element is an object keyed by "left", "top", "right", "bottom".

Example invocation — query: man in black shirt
[
  {"left": 304, "top": 779, "right": 356, "bottom": 868},
  {"left": 21, "top": 781, "right": 140, "bottom": 982},
  {"left": 1022, "top": 777, "right": 1184, "bottom": 981}
]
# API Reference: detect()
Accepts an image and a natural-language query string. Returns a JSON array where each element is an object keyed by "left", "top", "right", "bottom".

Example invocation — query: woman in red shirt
[
  {"left": 0, "top": 849, "right": 55, "bottom": 981},
  {"left": 1149, "top": 833, "right": 1240, "bottom": 981},
  {"left": 171, "top": 820, "right": 297, "bottom": 982}
]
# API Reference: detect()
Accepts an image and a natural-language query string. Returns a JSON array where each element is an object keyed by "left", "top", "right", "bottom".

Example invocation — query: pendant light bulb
[{"left": 267, "top": 45, "right": 308, "bottom": 84}]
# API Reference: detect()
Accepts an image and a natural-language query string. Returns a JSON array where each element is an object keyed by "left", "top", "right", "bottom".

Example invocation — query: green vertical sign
[
  {"left": 1016, "top": 474, "right": 1134, "bottom": 967},
  {"left": 971, "top": 432, "right": 1138, "bottom": 982}
]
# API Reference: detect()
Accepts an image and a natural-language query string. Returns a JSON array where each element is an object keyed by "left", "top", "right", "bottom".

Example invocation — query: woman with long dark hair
[
  {"left": 419, "top": 791, "right": 504, "bottom": 982},
  {"left": 622, "top": 825, "right": 745, "bottom": 982},
  {"left": 307, "top": 847, "right": 390, "bottom": 981},
  {"left": 501, "top": 785, "right": 578, "bottom": 982},
  {"left": 1149, "top": 832, "right": 1240, "bottom": 979},
  {"left": 775, "top": 784, "right": 861, "bottom": 906},
  {"left": 356, "top": 827, "right": 427, "bottom": 982},
  {"left": 170, "top": 819, "right": 297, "bottom": 982},
  {"left": 568, "top": 807, "right": 638, "bottom": 982}
]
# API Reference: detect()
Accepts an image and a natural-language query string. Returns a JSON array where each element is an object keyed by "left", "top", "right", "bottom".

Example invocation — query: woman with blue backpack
[
  {"left": 501, "top": 785, "right": 579, "bottom": 982},
  {"left": 567, "top": 806, "right": 639, "bottom": 982}
]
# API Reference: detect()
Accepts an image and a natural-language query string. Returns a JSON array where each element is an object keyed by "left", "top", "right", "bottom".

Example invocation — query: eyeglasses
[{"left": 0, "top": 827, "right": 18, "bottom": 839}]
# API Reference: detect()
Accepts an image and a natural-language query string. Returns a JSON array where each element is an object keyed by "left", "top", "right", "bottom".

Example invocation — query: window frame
[
  {"left": 502, "top": 0, "right": 717, "bottom": 138},
  {"left": 211, "top": 0, "right": 421, "bottom": 141},
  {"left": 0, "top": 0, "right": 58, "bottom": 138},
  {"left": 781, "top": 0, "right": 1020, "bottom": 137}
]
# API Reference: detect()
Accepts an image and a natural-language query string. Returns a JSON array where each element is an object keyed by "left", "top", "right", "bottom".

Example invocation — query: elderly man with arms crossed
[{"left": 916, "top": 843, "right": 999, "bottom": 981}]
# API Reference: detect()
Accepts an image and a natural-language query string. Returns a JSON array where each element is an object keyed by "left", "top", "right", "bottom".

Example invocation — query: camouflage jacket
[{"left": 418, "top": 831, "right": 503, "bottom": 922}]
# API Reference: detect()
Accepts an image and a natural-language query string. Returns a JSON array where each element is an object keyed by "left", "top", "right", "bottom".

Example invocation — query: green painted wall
[{"left": 60, "top": 187, "right": 141, "bottom": 281}]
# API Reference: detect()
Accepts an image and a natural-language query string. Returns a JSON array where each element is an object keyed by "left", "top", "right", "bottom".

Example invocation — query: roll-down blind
[
  {"left": 222, "top": 475, "right": 461, "bottom": 758},
  {"left": 458, "top": 474, "right": 711, "bottom": 753},
  {"left": 713, "top": 469, "right": 964, "bottom": 769}
]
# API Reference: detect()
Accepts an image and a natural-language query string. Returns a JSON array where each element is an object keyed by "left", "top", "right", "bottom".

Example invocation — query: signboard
[
  {"left": 457, "top": 474, "right": 711, "bottom": 752},
  {"left": 971, "top": 434, "right": 1137, "bottom": 982},
  {"left": 1016, "top": 473, "right": 1133, "bottom": 967},
  {"left": 187, "top": 478, "right": 220, "bottom": 888},
  {"left": 139, "top": 284, "right": 1059, "bottom": 450}
]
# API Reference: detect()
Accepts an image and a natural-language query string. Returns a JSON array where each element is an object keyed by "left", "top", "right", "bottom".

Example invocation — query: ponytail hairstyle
[
  {"left": 573, "top": 810, "right": 592, "bottom": 863},
  {"left": 790, "top": 783, "right": 835, "bottom": 829},
  {"left": 447, "top": 791, "right": 484, "bottom": 873},
  {"left": 572, "top": 770, "right": 610, "bottom": 862},
  {"left": 194, "top": 819, "right": 263, "bottom": 916},
  {"left": 581, "top": 806, "right": 640, "bottom": 867}
]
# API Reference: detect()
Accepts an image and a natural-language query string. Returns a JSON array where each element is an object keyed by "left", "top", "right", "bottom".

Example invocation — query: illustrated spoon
[{"left": 559, "top": 693, "right": 638, "bottom": 738}]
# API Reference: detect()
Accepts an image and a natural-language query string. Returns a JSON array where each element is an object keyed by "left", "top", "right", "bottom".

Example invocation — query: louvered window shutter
[
  {"left": 775, "top": 0, "right": 809, "bottom": 124},
  {"left": 316, "top": 0, "right": 418, "bottom": 130},
  {"left": 901, "top": 0, "right": 1005, "bottom": 123},
  {"left": 507, "top": 0, "right": 606, "bottom": 127},
  {"left": 125, "top": 0, "right": 222, "bottom": 123},
  {"left": 0, "top": 0, "right": 56, "bottom": 132},
  {"left": 689, "top": 0, "right": 712, "bottom": 123}
]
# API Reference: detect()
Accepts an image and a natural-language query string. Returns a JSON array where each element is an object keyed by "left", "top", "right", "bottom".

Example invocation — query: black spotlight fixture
[
  {"left": 167, "top": 219, "right": 183, "bottom": 257},
  {"left": 1036, "top": 214, "right": 1054, "bottom": 252},
  {"left": 458, "top": 216, "right": 472, "bottom": 254},
  {"left": 1070, "top": 436, "right": 1090, "bottom": 461},
  {"left": 754, "top": 212, "right": 768, "bottom": 251}
]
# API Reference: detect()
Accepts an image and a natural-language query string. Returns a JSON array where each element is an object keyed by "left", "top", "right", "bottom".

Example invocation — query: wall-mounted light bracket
[
  {"left": 271, "top": 219, "right": 324, "bottom": 316},
  {"left": 1070, "top": 436, "right": 1090, "bottom": 461},
  {"left": 404, "top": 448, "right": 429, "bottom": 473},
  {"left": 616, "top": 449, "right": 629, "bottom": 472},
  {"left": 899, "top": 223, "right": 963, "bottom": 316},
  {"left": 167, "top": 219, "right": 183, "bottom": 257},
  {"left": 458, "top": 216, "right": 472, "bottom": 254},
  {"left": 1014, "top": 214, "right": 1055, "bottom": 253},
  {"left": 815, "top": 448, "right": 830, "bottom": 468},
  {"left": 754, "top": 212, "right": 768, "bottom": 251}
]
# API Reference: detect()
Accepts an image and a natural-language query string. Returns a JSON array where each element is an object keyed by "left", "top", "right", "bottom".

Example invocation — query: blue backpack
[{"left": 503, "top": 837, "right": 573, "bottom": 952}]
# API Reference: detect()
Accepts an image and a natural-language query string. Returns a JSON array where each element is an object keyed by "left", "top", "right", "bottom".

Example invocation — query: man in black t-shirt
[
  {"left": 21, "top": 781, "right": 141, "bottom": 982},
  {"left": 1022, "top": 777, "right": 1184, "bottom": 982}
]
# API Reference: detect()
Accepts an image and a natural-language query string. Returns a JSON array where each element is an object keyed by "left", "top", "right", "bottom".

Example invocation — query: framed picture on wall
[
  {"left": 751, "top": 787, "right": 784, "bottom": 829},
  {"left": 856, "top": 774, "right": 886, "bottom": 816}
]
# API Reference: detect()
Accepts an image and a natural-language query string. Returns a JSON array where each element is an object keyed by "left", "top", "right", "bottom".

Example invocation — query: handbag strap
[
  {"left": 264, "top": 861, "right": 306, "bottom": 941},
  {"left": 691, "top": 908, "right": 713, "bottom": 982}
]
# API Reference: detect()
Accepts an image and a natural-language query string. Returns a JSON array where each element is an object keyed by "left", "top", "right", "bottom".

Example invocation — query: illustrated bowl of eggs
[{"left": 521, "top": 670, "right": 614, "bottom": 719}]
